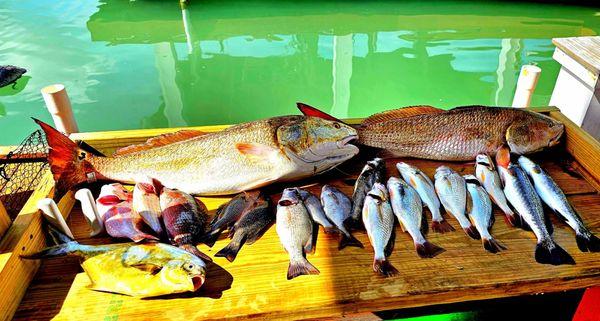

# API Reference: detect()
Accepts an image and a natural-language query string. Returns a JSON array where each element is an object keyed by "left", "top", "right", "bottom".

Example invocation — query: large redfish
[
  {"left": 358, "top": 106, "right": 563, "bottom": 161},
  {"left": 35, "top": 115, "right": 358, "bottom": 195}
]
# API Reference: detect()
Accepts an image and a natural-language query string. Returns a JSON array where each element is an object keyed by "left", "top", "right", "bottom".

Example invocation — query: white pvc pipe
[
  {"left": 75, "top": 189, "right": 104, "bottom": 236},
  {"left": 37, "top": 198, "right": 74, "bottom": 239},
  {"left": 40, "top": 84, "right": 79, "bottom": 134},
  {"left": 512, "top": 65, "right": 541, "bottom": 108}
]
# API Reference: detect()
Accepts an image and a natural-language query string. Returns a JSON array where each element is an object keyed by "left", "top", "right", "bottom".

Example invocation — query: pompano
[
  {"left": 358, "top": 105, "right": 564, "bottom": 161},
  {"left": 132, "top": 178, "right": 164, "bottom": 236},
  {"left": 475, "top": 154, "right": 518, "bottom": 227},
  {"left": 464, "top": 175, "right": 506, "bottom": 253},
  {"left": 362, "top": 183, "right": 398, "bottom": 277},
  {"left": 96, "top": 183, "right": 158, "bottom": 242},
  {"left": 276, "top": 188, "right": 320, "bottom": 280},
  {"left": 320, "top": 185, "right": 363, "bottom": 250},
  {"left": 434, "top": 166, "right": 479, "bottom": 239},
  {"left": 397, "top": 162, "right": 454, "bottom": 233},
  {"left": 35, "top": 116, "right": 358, "bottom": 195},
  {"left": 22, "top": 226, "right": 206, "bottom": 298},
  {"left": 387, "top": 177, "right": 444, "bottom": 258},
  {"left": 350, "top": 158, "right": 385, "bottom": 226},
  {"left": 496, "top": 147, "right": 574, "bottom": 265},
  {"left": 518, "top": 156, "right": 600, "bottom": 252},
  {"left": 160, "top": 188, "right": 212, "bottom": 261}
]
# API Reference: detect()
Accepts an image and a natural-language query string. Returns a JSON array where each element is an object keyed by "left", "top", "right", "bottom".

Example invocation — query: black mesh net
[{"left": 0, "top": 130, "right": 48, "bottom": 218}]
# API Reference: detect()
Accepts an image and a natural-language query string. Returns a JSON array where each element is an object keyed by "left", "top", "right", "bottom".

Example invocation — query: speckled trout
[{"left": 36, "top": 116, "right": 358, "bottom": 195}]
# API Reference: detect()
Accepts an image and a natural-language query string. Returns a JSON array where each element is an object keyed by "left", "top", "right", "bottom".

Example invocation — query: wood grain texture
[
  {"left": 553, "top": 36, "right": 600, "bottom": 74},
  {"left": 0, "top": 201, "right": 10, "bottom": 240}
]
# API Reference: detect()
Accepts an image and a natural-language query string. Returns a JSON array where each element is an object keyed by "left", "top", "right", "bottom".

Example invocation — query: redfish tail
[
  {"left": 482, "top": 238, "right": 507, "bottom": 254},
  {"left": 338, "top": 233, "right": 364, "bottom": 250},
  {"left": 34, "top": 118, "right": 103, "bottom": 193},
  {"left": 463, "top": 225, "right": 481, "bottom": 240},
  {"left": 287, "top": 257, "right": 320, "bottom": 280},
  {"left": 373, "top": 258, "right": 399, "bottom": 277},
  {"left": 180, "top": 244, "right": 213, "bottom": 262},
  {"left": 415, "top": 241, "right": 445, "bottom": 258},
  {"left": 535, "top": 240, "right": 575, "bottom": 265},
  {"left": 576, "top": 232, "right": 600, "bottom": 253},
  {"left": 431, "top": 219, "right": 455, "bottom": 233}
]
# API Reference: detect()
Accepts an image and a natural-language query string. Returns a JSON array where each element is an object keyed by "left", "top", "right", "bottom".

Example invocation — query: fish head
[
  {"left": 434, "top": 166, "right": 454, "bottom": 180},
  {"left": 159, "top": 187, "right": 189, "bottom": 208},
  {"left": 517, "top": 156, "right": 543, "bottom": 175},
  {"left": 463, "top": 174, "right": 480, "bottom": 186},
  {"left": 159, "top": 256, "right": 207, "bottom": 293},
  {"left": 279, "top": 187, "right": 302, "bottom": 206},
  {"left": 367, "top": 182, "right": 389, "bottom": 204},
  {"left": 506, "top": 114, "right": 564, "bottom": 154},
  {"left": 475, "top": 154, "right": 495, "bottom": 171},
  {"left": 277, "top": 116, "right": 359, "bottom": 173}
]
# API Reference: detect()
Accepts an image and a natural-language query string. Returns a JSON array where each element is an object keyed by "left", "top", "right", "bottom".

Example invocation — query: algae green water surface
[{"left": 0, "top": 0, "right": 599, "bottom": 145}]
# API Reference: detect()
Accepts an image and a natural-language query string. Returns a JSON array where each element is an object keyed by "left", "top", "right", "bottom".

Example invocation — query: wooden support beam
[{"left": 0, "top": 201, "right": 10, "bottom": 240}]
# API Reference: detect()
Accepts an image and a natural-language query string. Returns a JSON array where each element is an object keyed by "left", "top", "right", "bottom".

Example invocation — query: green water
[{"left": 1, "top": 0, "right": 599, "bottom": 145}]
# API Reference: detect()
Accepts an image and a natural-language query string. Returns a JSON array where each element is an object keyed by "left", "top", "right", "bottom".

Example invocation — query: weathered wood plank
[
  {"left": 553, "top": 36, "right": 600, "bottom": 75},
  {"left": 0, "top": 201, "right": 10, "bottom": 240}
]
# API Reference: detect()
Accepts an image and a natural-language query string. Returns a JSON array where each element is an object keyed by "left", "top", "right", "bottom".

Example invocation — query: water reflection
[{"left": 0, "top": 0, "right": 599, "bottom": 144}]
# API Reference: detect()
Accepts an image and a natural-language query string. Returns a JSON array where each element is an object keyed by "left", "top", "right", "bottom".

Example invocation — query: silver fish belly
[{"left": 464, "top": 175, "right": 505, "bottom": 253}]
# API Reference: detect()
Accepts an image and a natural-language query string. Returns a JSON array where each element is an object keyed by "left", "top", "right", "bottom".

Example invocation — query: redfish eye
[{"left": 333, "top": 123, "right": 341, "bottom": 129}]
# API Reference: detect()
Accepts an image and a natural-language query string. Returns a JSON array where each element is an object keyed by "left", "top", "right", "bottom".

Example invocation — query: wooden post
[
  {"left": 512, "top": 65, "right": 541, "bottom": 108},
  {"left": 40, "top": 84, "right": 79, "bottom": 135},
  {"left": 0, "top": 200, "right": 10, "bottom": 239}
]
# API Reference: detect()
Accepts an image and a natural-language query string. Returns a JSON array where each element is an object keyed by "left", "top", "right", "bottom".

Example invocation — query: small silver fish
[
  {"left": 350, "top": 158, "right": 385, "bottom": 226},
  {"left": 464, "top": 175, "right": 506, "bottom": 253},
  {"left": 276, "top": 188, "right": 320, "bottom": 280},
  {"left": 518, "top": 156, "right": 600, "bottom": 252},
  {"left": 496, "top": 148, "right": 574, "bottom": 265},
  {"left": 297, "top": 188, "right": 335, "bottom": 233},
  {"left": 362, "top": 183, "right": 398, "bottom": 277},
  {"left": 397, "top": 162, "right": 454, "bottom": 233},
  {"left": 387, "top": 177, "right": 444, "bottom": 258},
  {"left": 320, "top": 185, "right": 363, "bottom": 250},
  {"left": 434, "top": 166, "right": 479, "bottom": 240},
  {"left": 475, "top": 154, "right": 518, "bottom": 227}
]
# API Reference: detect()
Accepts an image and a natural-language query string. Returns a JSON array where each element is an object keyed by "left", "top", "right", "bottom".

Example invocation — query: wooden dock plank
[{"left": 552, "top": 36, "right": 600, "bottom": 75}]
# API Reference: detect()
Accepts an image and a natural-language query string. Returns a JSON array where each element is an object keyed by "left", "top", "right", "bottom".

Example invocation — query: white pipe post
[
  {"left": 75, "top": 189, "right": 104, "bottom": 236},
  {"left": 512, "top": 65, "right": 541, "bottom": 108},
  {"left": 37, "top": 198, "right": 74, "bottom": 239},
  {"left": 40, "top": 84, "right": 79, "bottom": 134}
]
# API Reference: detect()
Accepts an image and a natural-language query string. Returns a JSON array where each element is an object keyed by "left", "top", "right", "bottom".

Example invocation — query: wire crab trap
[{"left": 0, "top": 130, "right": 48, "bottom": 218}]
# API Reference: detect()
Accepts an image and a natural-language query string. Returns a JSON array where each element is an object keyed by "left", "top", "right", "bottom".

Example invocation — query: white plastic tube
[
  {"left": 37, "top": 198, "right": 74, "bottom": 239},
  {"left": 75, "top": 189, "right": 104, "bottom": 236},
  {"left": 41, "top": 84, "right": 79, "bottom": 134},
  {"left": 512, "top": 65, "right": 541, "bottom": 108}
]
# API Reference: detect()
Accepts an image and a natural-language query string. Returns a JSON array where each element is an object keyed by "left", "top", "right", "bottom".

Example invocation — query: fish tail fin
[
  {"left": 575, "top": 232, "right": 600, "bottom": 253},
  {"left": 503, "top": 212, "right": 521, "bottom": 228},
  {"left": 201, "top": 228, "right": 223, "bottom": 247},
  {"left": 373, "top": 258, "right": 399, "bottom": 277},
  {"left": 463, "top": 225, "right": 481, "bottom": 240},
  {"left": 34, "top": 118, "right": 102, "bottom": 192},
  {"left": 20, "top": 241, "right": 78, "bottom": 259},
  {"left": 180, "top": 244, "right": 213, "bottom": 262},
  {"left": 431, "top": 219, "right": 455, "bottom": 233},
  {"left": 482, "top": 237, "right": 507, "bottom": 254},
  {"left": 535, "top": 240, "right": 575, "bottom": 265},
  {"left": 215, "top": 236, "right": 246, "bottom": 262},
  {"left": 287, "top": 257, "right": 320, "bottom": 280},
  {"left": 415, "top": 241, "right": 445, "bottom": 258},
  {"left": 323, "top": 226, "right": 339, "bottom": 234},
  {"left": 338, "top": 233, "right": 364, "bottom": 250}
]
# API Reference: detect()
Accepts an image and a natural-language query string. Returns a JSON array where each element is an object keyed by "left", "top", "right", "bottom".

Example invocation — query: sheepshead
[
  {"left": 215, "top": 195, "right": 273, "bottom": 262},
  {"left": 35, "top": 115, "right": 358, "bottom": 195},
  {"left": 276, "top": 188, "right": 319, "bottom": 280},
  {"left": 362, "top": 183, "right": 398, "bottom": 277},
  {"left": 350, "top": 158, "right": 385, "bottom": 226},
  {"left": 397, "top": 162, "right": 454, "bottom": 233},
  {"left": 160, "top": 188, "right": 212, "bottom": 261},
  {"left": 320, "top": 184, "right": 363, "bottom": 249},
  {"left": 475, "top": 154, "right": 518, "bottom": 227},
  {"left": 518, "top": 156, "right": 600, "bottom": 252},
  {"left": 434, "top": 166, "right": 479, "bottom": 239},
  {"left": 387, "top": 177, "right": 444, "bottom": 258},
  {"left": 207, "top": 191, "right": 261, "bottom": 242},
  {"left": 132, "top": 178, "right": 163, "bottom": 236},
  {"left": 358, "top": 105, "right": 564, "bottom": 161},
  {"left": 297, "top": 188, "right": 335, "bottom": 233},
  {"left": 96, "top": 183, "right": 158, "bottom": 242},
  {"left": 464, "top": 175, "right": 506, "bottom": 253},
  {"left": 496, "top": 147, "right": 574, "bottom": 265},
  {"left": 0, "top": 65, "right": 26, "bottom": 88},
  {"left": 22, "top": 226, "right": 206, "bottom": 298}
]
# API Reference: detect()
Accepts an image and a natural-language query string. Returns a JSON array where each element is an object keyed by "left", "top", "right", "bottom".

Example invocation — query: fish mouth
[
  {"left": 337, "top": 135, "right": 358, "bottom": 148},
  {"left": 192, "top": 275, "right": 205, "bottom": 291}
]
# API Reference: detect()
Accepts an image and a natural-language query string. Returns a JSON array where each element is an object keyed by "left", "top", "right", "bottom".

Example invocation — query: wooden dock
[{"left": 3, "top": 107, "right": 600, "bottom": 320}]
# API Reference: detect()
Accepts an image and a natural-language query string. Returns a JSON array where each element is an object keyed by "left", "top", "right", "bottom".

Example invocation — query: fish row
[{"left": 96, "top": 180, "right": 212, "bottom": 261}]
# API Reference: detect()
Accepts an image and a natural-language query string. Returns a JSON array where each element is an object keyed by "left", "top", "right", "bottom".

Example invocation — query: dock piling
[
  {"left": 40, "top": 84, "right": 79, "bottom": 135},
  {"left": 512, "top": 65, "right": 541, "bottom": 108}
]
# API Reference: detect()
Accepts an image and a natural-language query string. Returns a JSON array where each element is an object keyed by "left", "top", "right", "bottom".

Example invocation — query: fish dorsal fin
[
  {"left": 296, "top": 102, "right": 345, "bottom": 123},
  {"left": 361, "top": 105, "right": 443, "bottom": 127},
  {"left": 113, "top": 130, "right": 206, "bottom": 157}
]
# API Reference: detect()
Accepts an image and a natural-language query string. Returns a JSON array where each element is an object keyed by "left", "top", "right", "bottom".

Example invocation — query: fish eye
[
  {"left": 183, "top": 263, "right": 196, "bottom": 272},
  {"left": 333, "top": 123, "right": 341, "bottom": 129}
]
